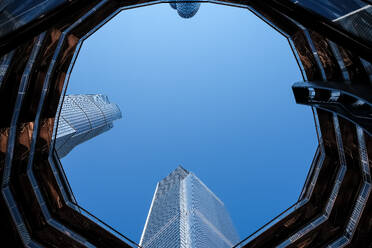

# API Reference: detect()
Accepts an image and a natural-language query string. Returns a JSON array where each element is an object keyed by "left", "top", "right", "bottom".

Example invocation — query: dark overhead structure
[{"left": 0, "top": 0, "right": 371, "bottom": 247}]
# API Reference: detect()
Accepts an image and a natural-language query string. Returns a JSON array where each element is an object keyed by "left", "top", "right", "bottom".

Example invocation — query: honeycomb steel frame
[{"left": 0, "top": 0, "right": 371, "bottom": 247}]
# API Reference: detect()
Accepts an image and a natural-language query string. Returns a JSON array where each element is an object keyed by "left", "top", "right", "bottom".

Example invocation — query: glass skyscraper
[
  {"left": 140, "top": 166, "right": 239, "bottom": 248},
  {"left": 55, "top": 94, "right": 122, "bottom": 158}
]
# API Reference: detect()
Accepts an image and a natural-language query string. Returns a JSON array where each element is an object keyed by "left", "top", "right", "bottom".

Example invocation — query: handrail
[
  {"left": 298, "top": 145, "right": 320, "bottom": 201},
  {"left": 69, "top": 202, "right": 142, "bottom": 248},
  {"left": 232, "top": 201, "right": 299, "bottom": 248},
  {"left": 53, "top": 151, "right": 79, "bottom": 205},
  {"left": 54, "top": 151, "right": 141, "bottom": 246}
]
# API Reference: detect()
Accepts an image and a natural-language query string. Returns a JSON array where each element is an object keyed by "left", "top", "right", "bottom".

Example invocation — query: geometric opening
[{"left": 56, "top": 2, "right": 317, "bottom": 246}]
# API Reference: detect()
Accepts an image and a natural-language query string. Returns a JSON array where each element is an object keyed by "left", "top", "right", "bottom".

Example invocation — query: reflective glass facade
[
  {"left": 140, "top": 166, "right": 239, "bottom": 248},
  {"left": 55, "top": 94, "right": 122, "bottom": 158}
]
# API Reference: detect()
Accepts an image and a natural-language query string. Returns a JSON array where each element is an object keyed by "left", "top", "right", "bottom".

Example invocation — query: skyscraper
[
  {"left": 55, "top": 94, "right": 122, "bottom": 158},
  {"left": 140, "top": 166, "right": 239, "bottom": 248}
]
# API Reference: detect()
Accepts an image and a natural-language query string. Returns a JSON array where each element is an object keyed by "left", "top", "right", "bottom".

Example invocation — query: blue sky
[{"left": 63, "top": 3, "right": 317, "bottom": 244}]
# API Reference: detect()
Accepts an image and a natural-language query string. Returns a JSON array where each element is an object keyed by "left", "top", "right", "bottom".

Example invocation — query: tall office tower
[
  {"left": 55, "top": 94, "right": 122, "bottom": 158},
  {"left": 140, "top": 166, "right": 240, "bottom": 248}
]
